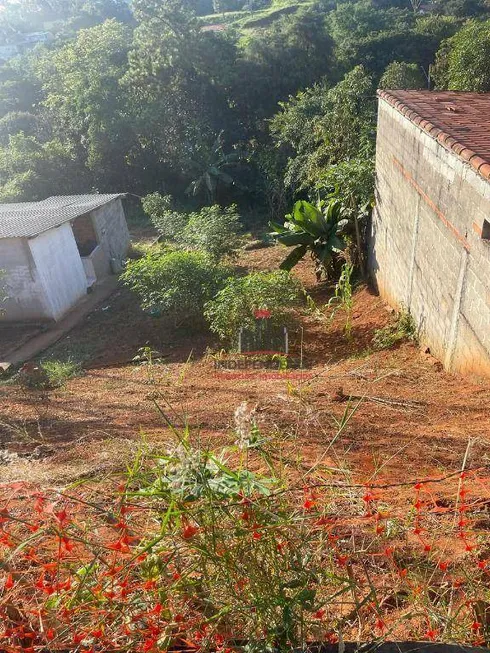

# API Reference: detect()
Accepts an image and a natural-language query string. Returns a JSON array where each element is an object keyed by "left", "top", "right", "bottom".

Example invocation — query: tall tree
[
  {"left": 433, "top": 19, "right": 490, "bottom": 91},
  {"left": 235, "top": 9, "right": 336, "bottom": 122},
  {"left": 270, "top": 65, "right": 376, "bottom": 194},
  {"left": 123, "top": 0, "right": 239, "bottom": 193},
  {"left": 36, "top": 19, "right": 134, "bottom": 190}
]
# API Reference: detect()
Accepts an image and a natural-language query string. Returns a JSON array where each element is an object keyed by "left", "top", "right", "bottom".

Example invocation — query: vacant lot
[{"left": 1, "top": 246, "right": 489, "bottom": 491}]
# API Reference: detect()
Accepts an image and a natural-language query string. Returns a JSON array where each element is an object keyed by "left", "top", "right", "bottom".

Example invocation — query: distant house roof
[
  {"left": 378, "top": 90, "right": 490, "bottom": 182},
  {"left": 0, "top": 194, "right": 126, "bottom": 239}
]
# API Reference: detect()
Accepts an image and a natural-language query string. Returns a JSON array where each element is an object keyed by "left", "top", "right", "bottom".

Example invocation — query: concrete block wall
[
  {"left": 369, "top": 99, "right": 490, "bottom": 377},
  {"left": 90, "top": 198, "right": 130, "bottom": 274}
]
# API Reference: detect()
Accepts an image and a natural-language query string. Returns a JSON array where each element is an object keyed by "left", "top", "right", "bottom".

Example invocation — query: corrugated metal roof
[{"left": 0, "top": 194, "right": 126, "bottom": 239}]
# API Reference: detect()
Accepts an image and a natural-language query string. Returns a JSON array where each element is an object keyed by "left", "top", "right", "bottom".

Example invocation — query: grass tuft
[{"left": 372, "top": 307, "right": 418, "bottom": 350}]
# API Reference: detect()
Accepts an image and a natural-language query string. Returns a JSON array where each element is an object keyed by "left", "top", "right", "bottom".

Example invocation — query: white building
[{"left": 0, "top": 194, "right": 130, "bottom": 322}]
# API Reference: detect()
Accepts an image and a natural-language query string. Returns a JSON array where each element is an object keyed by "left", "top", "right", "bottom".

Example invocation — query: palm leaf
[
  {"left": 292, "top": 200, "right": 328, "bottom": 237},
  {"left": 279, "top": 245, "right": 308, "bottom": 271}
]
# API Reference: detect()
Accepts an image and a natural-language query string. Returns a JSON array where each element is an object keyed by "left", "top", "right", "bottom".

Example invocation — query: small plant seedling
[{"left": 328, "top": 262, "right": 355, "bottom": 339}]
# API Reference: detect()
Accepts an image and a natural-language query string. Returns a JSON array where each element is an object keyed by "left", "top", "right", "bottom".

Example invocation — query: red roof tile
[{"left": 378, "top": 90, "right": 490, "bottom": 182}]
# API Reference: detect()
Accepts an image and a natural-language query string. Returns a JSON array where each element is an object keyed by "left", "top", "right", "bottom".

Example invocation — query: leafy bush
[
  {"left": 122, "top": 250, "right": 231, "bottom": 325},
  {"left": 41, "top": 359, "right": 81, "bottom": 388},
  {"left": 379, "top": 61, "right": 427, "bottom": 90},
  {"left": 141, "top": 193, "right": 188, "bottom": 242},
  {"left": 17, "top": 359, "right": 80, "bottom": 390},
  {"left": 142, "top": 193, "right": 243, "bottom": 261},
  {"left": 433, "top": 19, "right": 490, "bottom": 92},
  {"left": 205, "top": 270, "right": 303, "bottom": 343},
  {"left": 372, "top": 307, "right": 419, "bottom": 350},
  {"left": 181, "top": 204, "right": 243, "bottom": 261}
]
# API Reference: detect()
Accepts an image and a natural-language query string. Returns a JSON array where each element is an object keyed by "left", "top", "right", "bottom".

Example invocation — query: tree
[
  {"left": 186, "top": 133, "right": 246, "bottom": 204},
  {"left": 0, "top": 133, "right": 88, "bottom": 201},
  {"left": 123, "top": 0, "right": 239, "bottom": 194},
  {"left": 433, "top": 19, "right": 490, "bottom": 91},
  {"left": 431, "top": 0, "right": 490, "bottom": 17},
  {"left": 36, "top": 19, "right": 134, "bottom": 190},
  {"left": 408, "top": 0, "right": 422, "bottom": 12},
  {"left": 379, "top": 60, "right": 427, "bottom": 88},
  {"left": 235, "top": 9, "right": 336, "bottom": 122},
  {"left": 270, "top": 66, "right": 377, "bottom": 194},
  {"left": 0, "top": 112, "right": 48, "bottom": 146}
]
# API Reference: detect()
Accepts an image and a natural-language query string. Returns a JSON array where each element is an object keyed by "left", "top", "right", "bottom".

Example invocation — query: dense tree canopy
[
  {"left": 0, "top": 0, "right": 487, "bottom": 214},
  {"left": 433, "top": 19, "right": 490, "bottom": 91}
]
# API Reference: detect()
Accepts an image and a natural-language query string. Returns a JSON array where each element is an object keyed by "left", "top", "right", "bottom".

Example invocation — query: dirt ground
[{"left": 1, "top": 245, "right": 489, "bottom": 489}]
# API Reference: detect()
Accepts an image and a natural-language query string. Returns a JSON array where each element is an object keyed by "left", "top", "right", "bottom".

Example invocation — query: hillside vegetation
[{"left": 0, "top": 0, "right": 489, "bottom": 225}]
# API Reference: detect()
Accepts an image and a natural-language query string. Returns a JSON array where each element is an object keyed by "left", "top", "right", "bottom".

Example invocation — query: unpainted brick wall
[
  {"left": 369, "top": 99, "right": 490, "bottom": 377},
  {"left": 90, "top": 198, "right": 130, "bottom": 274}
]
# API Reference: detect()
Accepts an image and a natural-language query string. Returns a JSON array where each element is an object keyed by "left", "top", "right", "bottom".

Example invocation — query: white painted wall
[
  {"left": 29, "top": 223, "right": 87, "bottom": 321},
  {"left": 0, "top": 237, "right": 50, "bottom": 321}
]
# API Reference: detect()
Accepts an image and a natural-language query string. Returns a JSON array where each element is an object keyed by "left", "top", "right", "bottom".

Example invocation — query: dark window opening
[
  {"left": 482, "top": 219, "right": 490, "bottom": 241},
  {"left": 72, "top": 214, "right": 98, "bottom": 257}
]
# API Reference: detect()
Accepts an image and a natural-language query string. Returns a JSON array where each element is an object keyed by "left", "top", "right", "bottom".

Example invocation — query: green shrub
[
  {"left": 122, "top": 250, "right": 231, "bottom": 326},
  {"left": 142, "top": 193, "right": 188, "bottom": 242},
  {"left": 204, "top": 270, "right": 303, "bottom": 343},
  {"left": 142, "top": 193, "right": 243, "bottom": 261},
  {"left": 181, "top": 204, "right": 243, "bottom": 261},
  {"left": 18, "top": 359, "right": 81, "bottom": 390},
  {"left": 41, "top": 359, "right": 81, "bottom": 388},
  {"left": 372, "top": 307, "right": 418, "bottom": 350}
]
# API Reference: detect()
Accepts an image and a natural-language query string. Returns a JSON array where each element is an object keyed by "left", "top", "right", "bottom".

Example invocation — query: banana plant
[{"left": 269, "top": 199, "right": 350, "bottom": 280}]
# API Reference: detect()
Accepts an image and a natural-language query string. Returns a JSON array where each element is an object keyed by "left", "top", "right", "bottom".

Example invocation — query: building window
[{"left": 482, "top": 219, "right": 490, "bottom": 241}]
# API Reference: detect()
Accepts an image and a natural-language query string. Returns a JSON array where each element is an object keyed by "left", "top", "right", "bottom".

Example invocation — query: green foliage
[
  {"left": 41, "top": 359, "right": 82, "bottom": 388},
  {"left": 236, "top": 8, "right": 335, "bottom": 120},
  {"left": 123, "top": 0, "right": 238, "bottom": 191},
  {"left": 181, "top": 204, "right": 243, "bottom": 261},
  {"left": 142, "top": 193, "right": 243, "bottom": 261},
  {"left": 328, "top": 262, "right": 355, "bottom": 338},
  {"left": 0, "top": 0, "right": 484, "bottom": 208},
  {"left": 0, "top": 133, "right": 87, "bottom": 201},
  {"left": 372, "top": 307, "right": 419, "bottom": 350},
  {"left": 36, "top": 19, "right": 133, "bottom": 187},
  {"left": 314, "top": 156, "right": 375, "bottom": 210},
  {"left": 433, "top": 19, "right": 490, "bottom": 91},
  {"left": 270, "top": 66, "right": 376, "bottom": 194},
  {"left": 186, "top": 132, "right": 246, "bottom": 204},
  {"left": 121, "top": 250, "right": 231, "bottom": 324},
  {"left": 0, "top": 111, "right": 47, "bottom": 146},
  {"left": 141, "top": 193, "right": 188, "bottom": 242},
  {"left": 204, "top": 270, "right": 303, "bottom": 343},
  {"left": 379, "top": 60, "right": 427, "bottom": 89},
  {"left": 269, "top": 199, "right": 350, "bottom": 279},
  {"left": 17, "top": 359, "right": 81, "bottom": 390},
  {"left": 431, "top": 0, "right": 490, "bottom": 17},
  {"left": 140, "top": 439, "right": 274, "bottom": 501}
]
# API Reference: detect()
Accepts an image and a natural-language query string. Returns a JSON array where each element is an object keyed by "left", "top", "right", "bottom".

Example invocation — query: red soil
[{"left": 0, "top": 246, "right": 489, "bottom": 490}]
